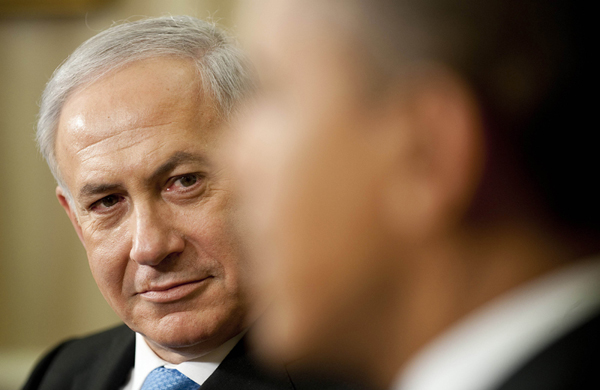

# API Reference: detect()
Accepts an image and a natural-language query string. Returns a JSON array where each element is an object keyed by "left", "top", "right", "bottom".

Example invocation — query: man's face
[
  {"left": 232, "top": 1, "right": 403, "bottom": 363},
  {"left": 55, "top": 57, "right": 252, "bottom": 358}
]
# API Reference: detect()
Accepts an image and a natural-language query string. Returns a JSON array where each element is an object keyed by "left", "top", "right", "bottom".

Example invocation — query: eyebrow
[
  {"left": 77, "top": 151, "right": 210, "bottom": 201},
  {"left": 78, "top": 183, "right": 123, "bottom": 201},
  {"left": 145, "top": 151, "right": 209, "bottom": 185}
]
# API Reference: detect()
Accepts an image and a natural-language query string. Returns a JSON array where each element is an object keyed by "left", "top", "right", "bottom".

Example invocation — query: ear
[
  {"left": 56, "top": 186, "right": 86, "bottom": 248},
  {"left": 377, "top": 66, "right": 484, "bottom": 241}
]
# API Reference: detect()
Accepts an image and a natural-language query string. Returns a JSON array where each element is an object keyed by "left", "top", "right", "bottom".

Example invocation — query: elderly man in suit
[
  {"left": 230, "top": 0, "right": 599, "bottom": 389},
  {"left": 23, "top": 15, "right": 364, "bottom": 390}
]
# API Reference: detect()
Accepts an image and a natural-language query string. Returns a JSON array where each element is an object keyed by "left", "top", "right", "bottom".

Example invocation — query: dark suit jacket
[
  {"left": 22, "top": 324, "right": 365, "bottom": 390},
  {"left": 494, "top": 312, "right": 600, "bottom": 390}
]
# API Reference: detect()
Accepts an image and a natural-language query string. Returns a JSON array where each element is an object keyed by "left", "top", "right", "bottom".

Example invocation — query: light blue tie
[{"left": 141, "top": 367, "right": 200, "bottom": 390}]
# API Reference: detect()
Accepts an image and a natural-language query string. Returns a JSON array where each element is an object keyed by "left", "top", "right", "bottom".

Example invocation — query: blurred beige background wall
[{"left": 0, "top": 1, "right": 237, "bottom": 388}]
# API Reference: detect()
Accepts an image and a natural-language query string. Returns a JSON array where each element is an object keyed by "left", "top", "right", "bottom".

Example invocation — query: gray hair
[{"left": 37, "top": 15, "right": 251, "bottom": 192}]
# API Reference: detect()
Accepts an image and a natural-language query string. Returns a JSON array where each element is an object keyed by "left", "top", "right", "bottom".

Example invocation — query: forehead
[
  {"left": 240, "top": 0, "right": 371, "bottom": 90},
  {"left": 58, "top": 56, "right": 212, "bottom": 145},
  {"left": 55, "top": 57, "right": 221, "bottom": 192},
  {"left": 240, "top": 0, "right": 359, "bottom": 37}
]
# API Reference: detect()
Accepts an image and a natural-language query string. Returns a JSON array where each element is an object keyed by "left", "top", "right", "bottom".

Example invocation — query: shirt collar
[
  {"left": 393, "top": 257, "right": 600, "bottom": 390},
  {"left": 131, "top": 330, "right": 246, "bottom": 390}
]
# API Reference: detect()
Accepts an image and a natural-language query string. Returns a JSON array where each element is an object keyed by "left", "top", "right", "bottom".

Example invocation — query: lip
[{"left": 138, "top": 278, "right": 212, "bottom": 303}]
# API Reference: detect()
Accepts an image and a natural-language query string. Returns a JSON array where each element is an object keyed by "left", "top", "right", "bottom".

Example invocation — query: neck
[{"left": 362, "top": 219, "right": 575, "bottom": 388}]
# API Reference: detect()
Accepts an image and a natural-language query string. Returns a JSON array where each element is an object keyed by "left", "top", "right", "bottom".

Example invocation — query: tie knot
[{"left": 141, "top": 367, "right": 200, "bottom": 390}]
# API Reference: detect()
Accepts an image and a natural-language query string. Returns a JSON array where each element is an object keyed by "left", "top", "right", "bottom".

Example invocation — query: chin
[{"left": 133, "top": 306, "right": 246, "bottom": 354}]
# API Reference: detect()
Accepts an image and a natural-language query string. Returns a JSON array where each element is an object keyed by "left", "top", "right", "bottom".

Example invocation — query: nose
[{"left": 130, "top": 204, "right": 185, "bottom": 266}]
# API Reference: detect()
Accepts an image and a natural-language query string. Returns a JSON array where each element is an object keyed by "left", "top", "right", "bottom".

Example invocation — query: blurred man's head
[
  {"left": 38, "top": 16, "right": 256, "bottom": 363},
  {"left": 233, "top": 0, "right": 594, "bottom": 385}
]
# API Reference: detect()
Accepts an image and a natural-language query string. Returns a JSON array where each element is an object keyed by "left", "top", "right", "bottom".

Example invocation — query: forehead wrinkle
[{"left": 72, "top": 120, "right": 176, "bottom": 161}]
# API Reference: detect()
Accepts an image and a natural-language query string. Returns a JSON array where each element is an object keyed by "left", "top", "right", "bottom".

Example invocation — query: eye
[
  {"left": 165, "top": 173, "right": 204, "bottom": 193},
  {"left": 90, "top": 194, "right": 123, "bottom": 211},
  {"left": 177, "top": 174, "right": 198, "bottom": 188}
]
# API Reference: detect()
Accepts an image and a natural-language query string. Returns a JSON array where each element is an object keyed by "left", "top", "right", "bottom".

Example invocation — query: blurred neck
[{"left": 364, "top": 217, "right": 576, "bottom": 388}]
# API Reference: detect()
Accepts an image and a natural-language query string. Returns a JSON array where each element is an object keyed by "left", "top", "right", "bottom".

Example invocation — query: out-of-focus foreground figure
[{"left": 231, "top": 1, "right": 598, "bottom": 389}]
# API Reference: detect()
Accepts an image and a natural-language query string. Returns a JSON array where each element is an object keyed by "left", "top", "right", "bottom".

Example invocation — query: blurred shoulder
[{"left": 496, "top": 312, "right": 600, "bottom": 390}]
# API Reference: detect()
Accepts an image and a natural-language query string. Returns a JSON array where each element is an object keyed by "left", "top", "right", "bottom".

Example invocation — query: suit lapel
[
  {"left": 72, "top": 325, "right": 135, "bottom": 390},
  {"left": 494, "top": 311, "right": 600, "bottom": 390},
  {"left": 201, "top": 337, "right": 294, "bottom": 390}
]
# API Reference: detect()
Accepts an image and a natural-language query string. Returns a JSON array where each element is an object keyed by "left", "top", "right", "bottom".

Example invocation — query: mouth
[{"left": 138, "top": 277, "right": 213, "bottom": 303}]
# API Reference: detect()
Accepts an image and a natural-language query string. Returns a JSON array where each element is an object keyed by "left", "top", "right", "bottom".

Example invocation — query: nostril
[
  {"left": 153, "top": 252, "right": 181, "bottom": 268},
  {"left": 130, "top": 229, "right": 186, "bottom": 267}
]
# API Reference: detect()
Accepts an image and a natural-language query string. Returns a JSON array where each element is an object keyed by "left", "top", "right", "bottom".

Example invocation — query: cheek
[
  {"left": 280, "top": 152, "right": 379, "bottom": 298},
  {"left": 232, "top": 108, "right": 292, "bottom": 265},
  {"left": 181, "top": 197, "right": 244, "bottom": 288},
  {"left": 83, "top": 224, "right": 132, "bottom": 306},
  {"left": 260, "top": 104, "right": 387, "bottom": 323}
]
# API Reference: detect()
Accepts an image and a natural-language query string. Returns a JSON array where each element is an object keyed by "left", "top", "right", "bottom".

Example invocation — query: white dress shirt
[
  {"left": 392, "top": 257, "right": 600, "bottom": 390},
  {"left": 120, "top": 331, "right": 246, "bottom": 390}
]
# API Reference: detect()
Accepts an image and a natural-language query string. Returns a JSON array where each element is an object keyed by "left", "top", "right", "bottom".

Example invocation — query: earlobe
[{"left": 56, "top": 186, "right": 86, "bottom": 248}]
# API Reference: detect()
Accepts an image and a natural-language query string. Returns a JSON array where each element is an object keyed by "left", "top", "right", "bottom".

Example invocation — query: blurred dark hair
[{"left": 355, "top": 0, "right": 595, "bottom": 232}]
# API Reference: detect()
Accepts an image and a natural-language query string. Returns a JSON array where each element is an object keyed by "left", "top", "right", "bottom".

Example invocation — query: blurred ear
[
  {"left": 56, "top": 186, "right": 86, "bottom": 248},
  {"left": 376, "top": 66, "right": 484, "bottom": 241}
]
